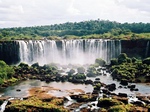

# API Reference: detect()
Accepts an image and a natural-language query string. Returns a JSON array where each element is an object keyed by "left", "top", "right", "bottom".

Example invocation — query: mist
[{"left": 18, "top": 39, "right": 121, "bottom": 65}]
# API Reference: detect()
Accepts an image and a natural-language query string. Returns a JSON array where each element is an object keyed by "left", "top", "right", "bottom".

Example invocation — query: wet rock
[
  {"left": 102, "top": 89, "right": 111, "bottom": 95},
  {"left": 16, "top": 89, "right": 21, "bottom": 92},
  {"left": 70, "top": 94, "right": 97, "bottom": 102},
  {"left": 112, "top": 95, "right": 128, "bottom": 104},
  {"left": 135, "top": 79, "right": 141, "bottom": 83},
  {"left": 70, "top": 95, "right": 79, "bottom": 100},
  {"left": 118, "top": 93, "right": 128, "bottom": 97},
  {"left": 68, "top": 69, "right": 75, "bottom": 76},
  {"left": 106, "top": 83, "right": 116, "bottom": 91},
  {"left": 136, "top": 95, "right": 150, "bottom": 104},
  {"left": 148, "top": 107, "right": 150, "bottom": 112},
  {"left": 95, "top": 78, "right": 100, "bottom": 81},
  {"left": 130, "top": 88, "right": 139, "bottom": 91},
  {"left": 97, "top": 98, "right": 123, "bottom": 108},
  {"left": 92, "top": 90, "right": 99, "bottom": 95},
  {"left": 87, "top": 66, "right": 98, "bottom": 77},
  {"left": 120, "top": 79, "right": 128, "bottom": 86},
  {"left": 94, "top": 80, "right": 101, "bottom": 84},
  {"left": 128, "top": 84, "right": 136, "bottom": 89},
  {"left": 93, "top": 83, "right": 101, "bottom": 91},
  {"left": 71, "top": 79, "right": 85, "bottom": 84},
  {"left": 0, "top": 97, "right": 10, "bottom": 105},
  {"left": 131, "top": 100, "right": 145, "bottom": 107},
  {"left": 97, "top": 68, "right": 102, "bottom": 72},
  {"left": 84, "top": 79, "right": 93, "bottom": 85},
  {"left": 118, "top": 86, "right": 122, "bottom": 88},
  {"left": 95, "top": 58, "right": 106, "bottom": 66},
  {"left": 77, "top": 67, "right": 85, "bottom": 74}
]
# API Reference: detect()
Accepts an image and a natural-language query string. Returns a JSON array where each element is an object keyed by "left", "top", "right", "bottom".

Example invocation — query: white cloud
[
  {"left": 0, "top": 0, "right": 149, "bottom": 28},
  {"left": 67, "top": 0, "right": 80, "bottom": 16}
]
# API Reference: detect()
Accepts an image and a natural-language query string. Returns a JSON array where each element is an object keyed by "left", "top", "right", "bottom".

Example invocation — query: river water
[
  {"left": 0, "top": 74, "right": 149, "bottom": 98},
  {"left": 0, "top": 80, "right": 93, "bottom": 98}
]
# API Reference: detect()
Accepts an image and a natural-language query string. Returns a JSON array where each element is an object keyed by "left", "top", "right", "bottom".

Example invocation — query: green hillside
[{"left": 0, "top": 19, "right": 150, "bottom": 40}]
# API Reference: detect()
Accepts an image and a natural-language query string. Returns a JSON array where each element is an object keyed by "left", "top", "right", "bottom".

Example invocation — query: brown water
[
  {"left": 0, "top": 80, "right": 93, "bottom": 97},
  {"left": 0, "top": 74, "right": 150, "bottom": 98}
]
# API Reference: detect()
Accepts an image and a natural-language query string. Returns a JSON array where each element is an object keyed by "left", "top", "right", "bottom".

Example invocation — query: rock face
[
  {"left": 0, "top": 41, "right": 20, "bottom": 64},
  {"left": 121, "top": 40, "right": 150, "bottom": 58}
]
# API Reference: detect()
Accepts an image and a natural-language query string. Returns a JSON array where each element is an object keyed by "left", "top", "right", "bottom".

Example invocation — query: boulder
[
  {"left": 16, "top": 89, "right": 21, "bottom": 92},
  {"left": 120, "top": 79, "right": 128, "bottom": 86},
  {"left": 77, "top": 67, "right": 85, "bottom": 74},
  {"left": 97, "top": 98, "right": 123, "bottom": 107},
  {"left": 102, "top": 89, "right": 111, "bottom": 95},
  {"left": 118, "top": 93, "right": 128, "bottom": 97},
  {"left": 106, "top": 83, "right": 116, "bottom": 91},
  {"left": 84, "top": 79, "right": 93, "bottom": 85},
  {"left": 128, "top": 85, "right": 136, "bottom": 89},
  {"left": 131, "top": 101, "right": 145, "bottom": 107},
  {"left": 95, "top": 58, "right": 106, "bottom": 66},
  {"left": 68, "top": 69, "right": 75, "bottom": 75},
  {"left": 70, "top": 94, "right": 96, "bottom": 102},
  {"left": 136, "top": 95, "right": 150, "bottom": 104},
  {"left": 95, "top": 78, "right": 100, "bottom": 81},
  {"left": 112, "top": 95, "right": 128, "bottom": 104}
]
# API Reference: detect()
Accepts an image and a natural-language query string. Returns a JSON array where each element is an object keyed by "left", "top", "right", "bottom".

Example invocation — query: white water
[
  {"left": 0, "top": 100, "right": 8, "bottom": 112},
  {"left": 145, "top": 41, "right": 149, "bottom": 57},
  {"left": 18, "top": 39, "right": 121, "bottom": 65}
]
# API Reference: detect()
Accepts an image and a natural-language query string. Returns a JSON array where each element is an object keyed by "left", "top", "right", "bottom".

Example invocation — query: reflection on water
[
  {"left": 0, "top": 74, "right": 150, "bottom": 98},
  {"left": 0, "top": 80, "right": 93, "bottom": 97},
  {"left": 87, "top": 74, "right": 150, "bottom": 95}
]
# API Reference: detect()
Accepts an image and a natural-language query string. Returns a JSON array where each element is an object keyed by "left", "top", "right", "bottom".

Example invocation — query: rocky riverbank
[
  {"left": 1, "top": 77, "right": 150, "bottom": 112},
  {"left": 0, "top": 54, "right": 150, "bottom": 111}
]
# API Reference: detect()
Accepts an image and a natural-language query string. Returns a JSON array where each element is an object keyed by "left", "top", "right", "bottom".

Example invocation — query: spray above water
[{"left": 18, "top": 39, "right": 121, "bottom": 65}]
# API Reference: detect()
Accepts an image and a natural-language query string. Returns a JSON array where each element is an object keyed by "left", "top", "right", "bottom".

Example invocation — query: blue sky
[{"left": 0, "top": 0, "right": 150, "bottom": 28}]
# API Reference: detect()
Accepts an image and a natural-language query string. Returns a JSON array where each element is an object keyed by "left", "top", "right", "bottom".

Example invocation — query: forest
[{"left": 0, "top": 19, "right": 150, "bottom": 40}]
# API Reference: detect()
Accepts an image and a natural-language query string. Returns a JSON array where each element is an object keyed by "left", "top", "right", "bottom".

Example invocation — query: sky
[{"left": 0, "top": 0, "right": 150, "bottom": 28}]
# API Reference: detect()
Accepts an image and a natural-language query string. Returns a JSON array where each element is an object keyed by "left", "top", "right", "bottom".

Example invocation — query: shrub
[
  {"left": 75, "top": 73, "right": 86, "bottom": 79},
  {"left": 110, "top": 58, "right": 118, "bottom": 65},
  {"left": 0, "top": 60, "right": 15, "bottom": 82},
  {"left": 18, "top": 62, "right": 29, "bottom": 68},
  {"left": 143, "top": 57, "right": 150, "bottom": 65},
  {"left": 108, "top": 105, "right": 126, "bottom": 112},
  {"left": 97, "top": 98, "right": 123, "bottom": 107},
  {"left": 132, "top": 57, "right": 137, "bottom": 63},
  {"left": 31, "top": 63, "right": 40, "bottom": 68},
  {"left": 118, "top": 53, "right": 127, "bottom": 64}
]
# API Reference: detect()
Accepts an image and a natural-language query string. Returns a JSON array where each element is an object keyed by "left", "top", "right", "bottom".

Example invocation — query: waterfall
[
  {"left": 18, "top": 39, "right": 121, "bottom": 65},
  {"left": 145, "top": 41, "right": 149, "bottom": 57}
]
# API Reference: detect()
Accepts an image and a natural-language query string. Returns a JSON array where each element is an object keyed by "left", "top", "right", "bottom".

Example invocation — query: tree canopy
[{"left": 0, "top": 19, "right": 150, "bottom": 40}]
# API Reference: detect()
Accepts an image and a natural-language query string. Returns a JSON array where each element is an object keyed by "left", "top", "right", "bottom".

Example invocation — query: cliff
[
  {"left": 0, "top": 39, "right": 149, "bottom": 65},
  {"left": 121, "top": 39, "right": 150, "bottom": 59}
]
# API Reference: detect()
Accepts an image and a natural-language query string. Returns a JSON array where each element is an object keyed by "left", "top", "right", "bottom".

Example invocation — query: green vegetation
[
  {"left": 5, "top": 97, "right": 68, "bottom": 112},
  {"left": 110, "top": 53, "right": 150, "bottom": 83},
  {"left": 0, "top": 61, "right": 60, "bottom": 87},
  {"left": 97, "top": 98, "right": 123, "bottom": 107},
  {"left": 74, "top": 73, "right": 86, "bottom": 79},
  {"left": 0, "top": 19, "right": 150, "bottom": 40},
  {"left": 95, "top": 58, "right": 106, "bottom": 66},
  {"left": 0, "top": 60, "right": 15, "bottom": 84},
  {"left": 108, "top": 105, "right": 131, "bottom": 112},
  {"left": 87, "top": 65, "right": 99, "bottom": 77},
  {"left": 97, "top": 98, "right": 138, "bottom": 112}
]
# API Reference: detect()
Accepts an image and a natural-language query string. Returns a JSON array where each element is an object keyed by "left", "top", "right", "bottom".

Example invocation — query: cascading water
[
  {"left": 18, "top": 39, "right": 121, "bottom": 65},
  {"left": 145, "top": 41, "right": 149, "bottom": 57}
]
